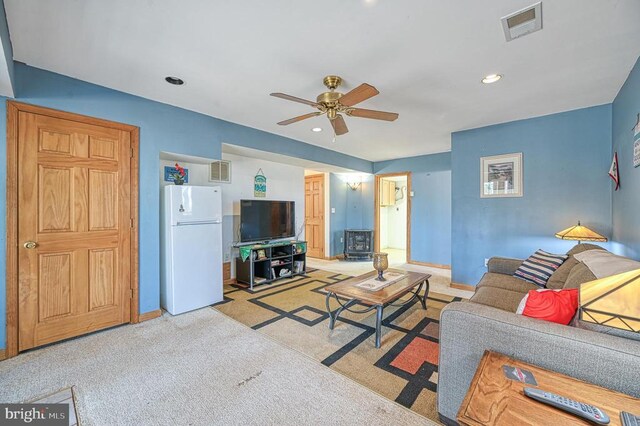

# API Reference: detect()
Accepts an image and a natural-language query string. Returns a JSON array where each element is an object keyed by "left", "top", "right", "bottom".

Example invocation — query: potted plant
[{"left": 172, "top": 163, "right": 186, "bottom": 185}]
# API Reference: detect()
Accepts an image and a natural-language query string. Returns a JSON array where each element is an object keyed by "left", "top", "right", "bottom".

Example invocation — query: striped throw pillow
[{"left": 513, "top": 250, "right": 568, "bottom": 287}]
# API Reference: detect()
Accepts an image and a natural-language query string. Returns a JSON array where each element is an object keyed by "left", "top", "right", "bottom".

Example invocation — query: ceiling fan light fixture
[
  {"left": 481, "top": 74, "right": 503, "bottom": 84},
  {"left": 165, "top": 76, "right": 184, "bottom": 85},
  {"left": 270, "top": 75, "right": 398, "bottom": 139}
]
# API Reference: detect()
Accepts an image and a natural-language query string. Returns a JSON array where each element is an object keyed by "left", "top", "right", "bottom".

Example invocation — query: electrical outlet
[
  {"left": 331, "top": 207, "right": 336, "bottom": 213},
  {"left": 224, "top": 253, "right": 230, "bottom": 262},
  {"left": 484, "top": 258, "right": 489, "bottom": 267},
  {"left": 340, "top": 237, "right": 343, "bottom": 243}
]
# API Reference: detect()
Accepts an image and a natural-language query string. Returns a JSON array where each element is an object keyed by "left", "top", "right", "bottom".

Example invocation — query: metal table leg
[
  {"left": 418, "top": 279, "right": 429, "bottom": 310},
  {"left": 375, "top": 305, "right": 383, "bottom": 348},
  {"left": 326, "top": 292, "right": 358, "bottom": 330}
]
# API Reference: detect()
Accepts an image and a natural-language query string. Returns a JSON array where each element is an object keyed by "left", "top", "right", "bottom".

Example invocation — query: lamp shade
[
  {"left": 580, "top": 269, "right": 640, "bottom": 332},
  {"left": 555, "top": 221, "right": 607, "bottom": 242}
]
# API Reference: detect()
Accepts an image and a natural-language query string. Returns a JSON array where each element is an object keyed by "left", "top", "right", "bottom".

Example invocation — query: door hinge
[
  {"left": 130, "top": 218, "right": 135, "bottom": 228},
  {"left": 130, "top": 148, "right": 135, "bottom": 158},
  {"left": 129, "top": 289, "right": 134, "bottom": 299}
]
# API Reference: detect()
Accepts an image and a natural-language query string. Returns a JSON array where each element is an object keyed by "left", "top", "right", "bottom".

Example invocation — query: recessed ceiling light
[
  {"left": 165, "top": 76, "right": 184, "bottom": 85},
  {"left": 311, "top": 127, "right": 323, "bottom": 132},
  {"left": 481, "top": 74, "right": 503, "bottom": 84}
]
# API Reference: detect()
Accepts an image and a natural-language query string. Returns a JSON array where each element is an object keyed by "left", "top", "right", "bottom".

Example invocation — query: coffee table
[{"left": 324, "top": 269, "right": 431, "bottom": 348}]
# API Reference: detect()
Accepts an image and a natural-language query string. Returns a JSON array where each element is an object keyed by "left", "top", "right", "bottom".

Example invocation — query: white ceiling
[{"left": 5, "top": 1, "right": 640, "bottom": 161}]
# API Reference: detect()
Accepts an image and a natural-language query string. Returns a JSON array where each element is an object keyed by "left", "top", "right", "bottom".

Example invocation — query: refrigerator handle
[{"left": 176, "top": 220, "right": 222, "bottom": 226}]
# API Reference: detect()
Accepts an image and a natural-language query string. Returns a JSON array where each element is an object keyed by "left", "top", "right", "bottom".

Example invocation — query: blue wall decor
[
  {"left": 164, "top": 166, "right": 189, "bottom": 183},
  {"left": 254, "top": 168, "right": 266, "bottom": 197}
]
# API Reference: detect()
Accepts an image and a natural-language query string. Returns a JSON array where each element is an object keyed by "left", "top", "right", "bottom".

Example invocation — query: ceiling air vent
[
  {"left": 209, "top": 160, "right": 231, "bottom": 183},
  {"left": 501, "top": 2, "right": 542, "bottom": 42}
]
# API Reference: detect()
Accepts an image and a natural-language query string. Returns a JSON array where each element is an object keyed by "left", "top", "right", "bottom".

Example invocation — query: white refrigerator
[{"left": 161, "top": 185, "right": 223, "bottom": 315}]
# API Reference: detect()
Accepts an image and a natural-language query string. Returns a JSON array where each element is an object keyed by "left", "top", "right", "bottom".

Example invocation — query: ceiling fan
[{"left": 270, "top": 75, "right": 398, "bottom": 136}]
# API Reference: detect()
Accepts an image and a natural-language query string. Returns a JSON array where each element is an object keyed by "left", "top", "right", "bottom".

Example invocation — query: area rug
[
  {"left": 215, "top": 268, "right": 464, "bottom": 422},
  {"left": 0, "top": 308, "right": 432, "bottom": 425}
]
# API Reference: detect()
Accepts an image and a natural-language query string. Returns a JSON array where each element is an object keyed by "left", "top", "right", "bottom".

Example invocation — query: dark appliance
[
  {"left": 344, "top": 229, "right": 374, "bottom": 260},
  {"left": 240, "top": 200, "right": 295, "bottom": 243}
]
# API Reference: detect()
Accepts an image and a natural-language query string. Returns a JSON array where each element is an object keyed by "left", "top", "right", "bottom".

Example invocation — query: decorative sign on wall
[
  {"left": 164, "top": 165, "right": 189, "bottom": 183},
  {"left": 634, "top": 115, "right": 640, "bottom": 168},
  {"left": 254, "top": 168, "right": 266, "bottom": 197},
  {"left": 480, "top": 153, "right": 523, "bottom": 198}
]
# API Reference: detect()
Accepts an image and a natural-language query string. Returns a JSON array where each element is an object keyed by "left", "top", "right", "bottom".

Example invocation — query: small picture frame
[
  {"left": 256, "top": 249, "right": 267, "bottom": 260},
  {"left": 480, "top": 153, "right": 523, "bottom": 198}
]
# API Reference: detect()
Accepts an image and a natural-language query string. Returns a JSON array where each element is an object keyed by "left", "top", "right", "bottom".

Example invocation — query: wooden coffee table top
[
  {"left": 458, "top": 351, "right": 640, "bottom": 426},
  {"left": 324, "top": 269, "right": 430, "bottom": 305}
]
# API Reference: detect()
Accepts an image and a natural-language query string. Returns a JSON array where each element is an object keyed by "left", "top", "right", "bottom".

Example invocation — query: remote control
[
  {"left": 621, "top": 411, "right": 640, "bottom": 426},
  {"left": 523, "top": 387, "right": 610, "bottom": 424}
]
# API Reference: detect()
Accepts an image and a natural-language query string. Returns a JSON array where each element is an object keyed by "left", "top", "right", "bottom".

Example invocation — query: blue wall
[
  {"left": 451, "top": 105, "right": 613, "bottom": 285},
  {"left": 329, "top": 174, "right": 375, "bottom": 257},
  {"left": 345, "top": 175, "right": 374, "bottom": 230},
  {"left": 374, "top": 152, "right": 452, "bottom": 174},
  {"left": 0, "top": 64, "right": 373, "bottom": 349},
  {"left": 411, "top": 171, "right": 452, "bottom": 266},
  {"left": 374, "top": 152, "right": 452, "bottom": 265},
  {"left": 329, "top": 173, "right": 348, "bottom": 256},
  {"left": 612, "top": 57, "right": 640, "bottom": 260}
]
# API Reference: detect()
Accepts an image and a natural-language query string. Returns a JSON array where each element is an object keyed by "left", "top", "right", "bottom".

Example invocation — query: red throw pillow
[{"left": 521, "top": 288, "right": 579, "bottom": 325}]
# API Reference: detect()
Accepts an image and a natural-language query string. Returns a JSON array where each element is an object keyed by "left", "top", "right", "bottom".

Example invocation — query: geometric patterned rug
[{"left": 214, "top": 268, "right": 464, "bottom": 423}]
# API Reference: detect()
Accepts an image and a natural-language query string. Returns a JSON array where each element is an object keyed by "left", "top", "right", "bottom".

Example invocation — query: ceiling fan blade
[
  {"left": 330, "top": 114, "right": 349, "bottom": 136},
  {"left": 277, "top": 112, "right": 322, "bottom": 126},
  {"left": 348, "top": 108, "right": 399, "bottom": 121},
  {"left": 270, "top": 92, "right": 318, "bottom": 107},
  {"left": 338, "top": 83, "right": 379, "bottom": 107}
]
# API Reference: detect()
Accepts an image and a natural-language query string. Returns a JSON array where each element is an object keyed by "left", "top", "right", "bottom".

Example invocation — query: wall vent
[
  {"left": 209, "top": 160, "right": 231, "bottom": 183},
  {"left": 501, "top": 2, "right": 542, "bottom": 42}
]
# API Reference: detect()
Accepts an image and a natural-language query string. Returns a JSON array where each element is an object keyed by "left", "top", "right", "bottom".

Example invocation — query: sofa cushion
[
  {"left": 518, "top": 288, "right": 579, "bottom": 325},
  {"left": 563, "top": 262, "right": 597, "bottom": 289},
  {"left": 470, "top": 286, "right": 527, "bottom": 313},
  {"left": 513, "top": 249, "right": 568, "bottom": 287},
  {"left": 547, "top": 256, "right": 579, "bottom": 289},
  {"left": 477, "top": 272, "right": 539, "bottom": 293},
  {"left": 566, "top": 243, "right": 605, "bottom": 256}
]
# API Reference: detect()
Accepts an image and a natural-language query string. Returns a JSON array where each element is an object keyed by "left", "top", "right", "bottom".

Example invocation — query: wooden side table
[{"left": 457, "top": 351, "right": 640, "bottom": 426}]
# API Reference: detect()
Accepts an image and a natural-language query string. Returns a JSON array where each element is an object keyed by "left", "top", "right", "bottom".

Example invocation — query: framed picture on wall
[{"left": 480, "top": 153, "right": 523, "bottom": 198}]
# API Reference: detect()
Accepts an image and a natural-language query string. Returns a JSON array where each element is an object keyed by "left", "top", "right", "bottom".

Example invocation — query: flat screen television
[{"left": 240, "top": 200, "right": 295, "bottom": 243}]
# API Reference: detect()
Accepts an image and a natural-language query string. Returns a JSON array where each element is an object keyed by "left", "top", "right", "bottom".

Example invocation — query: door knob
[{"left": 23, "top": 241, "right": 38, "bottom": 249}]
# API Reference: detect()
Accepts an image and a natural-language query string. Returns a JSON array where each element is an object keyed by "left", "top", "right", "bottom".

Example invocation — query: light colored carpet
[
  {"left": 0, "top": 308, "right": 435, "bottom": 425},
  {"left": 216, "top": 269, "right": 463, "bottom": 422}
]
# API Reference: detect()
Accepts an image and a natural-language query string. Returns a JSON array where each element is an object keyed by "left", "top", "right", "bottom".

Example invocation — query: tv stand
[{"left": 235, "top": 241, "right": 307, "bottom": 290}]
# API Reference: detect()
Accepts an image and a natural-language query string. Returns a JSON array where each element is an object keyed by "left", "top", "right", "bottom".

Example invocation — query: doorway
[
  {"left": 304, "top": 173, "right": 325, "bottom": 258},
  {"left": 375, "top": 173, "right": 411, "bottom": 264},
  {"left": 5, "top": 102, "right": 139, "bottom": 358}
]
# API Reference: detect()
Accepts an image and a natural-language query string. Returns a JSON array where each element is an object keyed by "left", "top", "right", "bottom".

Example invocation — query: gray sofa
[{"left": 437, "top": 244, "right": 640, "bottom": 425}]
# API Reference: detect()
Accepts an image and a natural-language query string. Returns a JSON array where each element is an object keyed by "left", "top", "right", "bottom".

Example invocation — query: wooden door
[
  {"left": 16, "top": 109, "right": 134, "bottom": 351},
  {"left": 304, "top": 174, "right": 325, "bottom": 258}
]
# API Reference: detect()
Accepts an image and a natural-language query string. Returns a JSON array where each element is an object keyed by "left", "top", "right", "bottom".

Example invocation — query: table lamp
[
  {"left": 554, "top": 221, "right": 608, "bottom": 243},
  {"left": 580, "top": 269, "right": 640, "bottom": 332}
]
